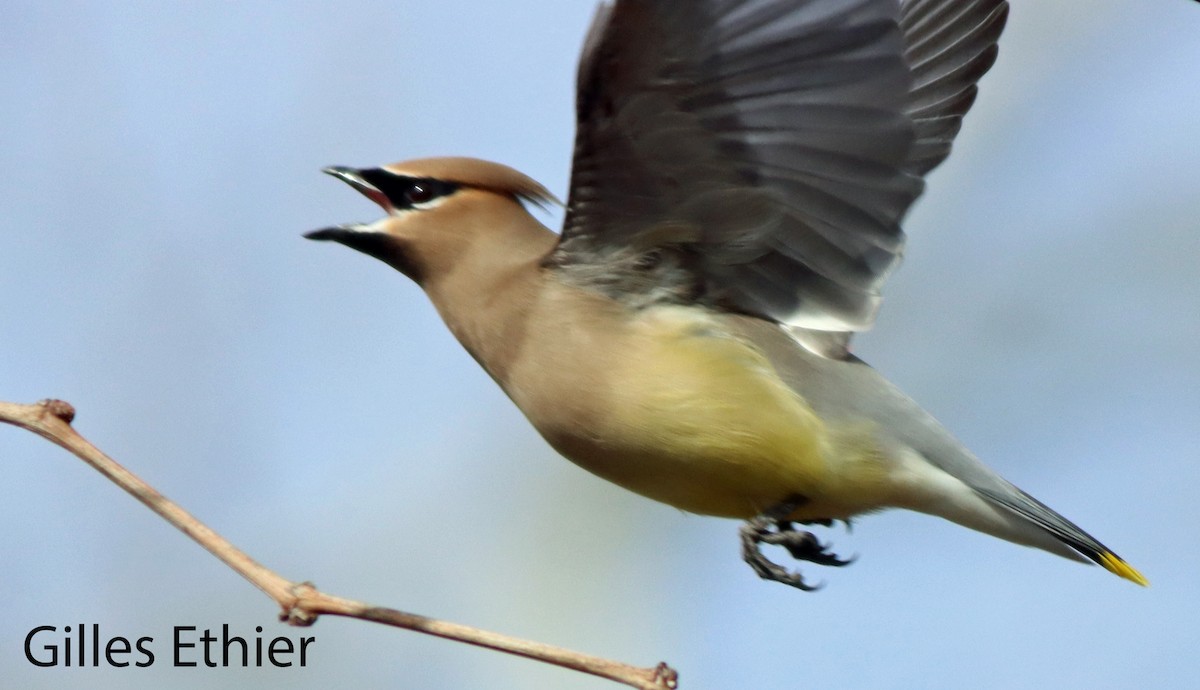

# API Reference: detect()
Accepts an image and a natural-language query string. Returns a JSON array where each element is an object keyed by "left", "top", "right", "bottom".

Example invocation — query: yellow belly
[{"left": 540, "top": 306, "right": 888, "bottom": 519}]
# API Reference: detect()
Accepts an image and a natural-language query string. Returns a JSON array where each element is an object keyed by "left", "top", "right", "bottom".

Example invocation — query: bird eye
[{"left": 406, "top": 182, "right": 435, "bottom": 205}]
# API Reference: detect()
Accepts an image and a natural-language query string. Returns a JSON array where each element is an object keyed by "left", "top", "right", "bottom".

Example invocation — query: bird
[{"left": 306, "top": 0, "right": 1147, "bottom": 590}]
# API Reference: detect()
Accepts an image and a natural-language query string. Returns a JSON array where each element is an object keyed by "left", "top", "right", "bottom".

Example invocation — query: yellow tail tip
[{"left": 1099, "top": 552, "right": 1149, "bottom": 586}]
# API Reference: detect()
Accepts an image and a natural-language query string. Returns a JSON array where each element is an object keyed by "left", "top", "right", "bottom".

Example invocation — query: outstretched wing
[{"left": 553, "top": 0, "right": 1007, "bottom": 344}]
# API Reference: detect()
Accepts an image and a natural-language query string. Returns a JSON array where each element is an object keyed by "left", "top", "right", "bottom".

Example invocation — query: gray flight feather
[{"left": 552, "top": 0, "right": 1008, "bottom": 351}]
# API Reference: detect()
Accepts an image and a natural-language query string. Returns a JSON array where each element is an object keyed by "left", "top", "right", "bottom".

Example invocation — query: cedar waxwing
[{"left": 307, "top": 0, "right": 1146, "bottom": 590}]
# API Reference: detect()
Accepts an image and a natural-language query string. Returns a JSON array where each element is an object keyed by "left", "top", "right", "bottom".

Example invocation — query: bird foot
[{"left": 739, "top": 495, "right": 855, "bottom": 591}]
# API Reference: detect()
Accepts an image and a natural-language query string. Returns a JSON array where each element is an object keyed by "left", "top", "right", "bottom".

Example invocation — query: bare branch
[{"left": 0, "top": 398, "right": 678, "bottom": 690}]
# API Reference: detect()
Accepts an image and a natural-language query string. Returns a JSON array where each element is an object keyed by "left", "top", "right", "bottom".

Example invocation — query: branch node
[
  {"left": 654, "top": 661, "right": 680, "bottom": 689},
  {"left": 38, "top": 399, "right": 76, "bottom": 424},
  {"left": 280, "top": 581, "right": 320, "bottom": 627}
]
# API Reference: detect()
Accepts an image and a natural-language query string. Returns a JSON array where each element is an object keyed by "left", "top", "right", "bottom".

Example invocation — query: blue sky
[{"left": 3, "top": 2, "right": 1199, "bottom": 688}]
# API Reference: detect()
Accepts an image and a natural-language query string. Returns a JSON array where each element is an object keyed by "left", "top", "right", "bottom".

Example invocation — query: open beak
[
  {"left": 320, "top": 166, "right": 394, "bottom": 213},
  {"left": 305, "top": 166, "right": 393, "bottom": 243}
]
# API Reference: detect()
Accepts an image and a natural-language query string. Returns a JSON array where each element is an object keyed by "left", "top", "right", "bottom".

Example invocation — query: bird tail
[{"left": 975, "top": 486, "right": 1148, "bottom": 586}]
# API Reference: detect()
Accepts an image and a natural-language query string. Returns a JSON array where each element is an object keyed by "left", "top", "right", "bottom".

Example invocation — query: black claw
[
  {"left": 804, "top": 517, "right": 853, "bottom": 532},
  {"left": 765, "top": 529, "right": 855, "bottom": 567},
  {"left": 738, "top": 495, "right": 854, "bottom": 591},
  {"left": 740, "top": 521, "right": 819, "bottom": 591}
]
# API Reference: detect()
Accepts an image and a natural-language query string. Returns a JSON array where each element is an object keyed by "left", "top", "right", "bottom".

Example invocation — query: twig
[{"left": 0, "top": 398, "right": 678, "bottom": 690}]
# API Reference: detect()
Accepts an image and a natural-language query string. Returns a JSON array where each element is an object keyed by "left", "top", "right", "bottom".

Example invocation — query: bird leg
[{"left": 739, "top": 494, "right": 854, "bottom": 591}]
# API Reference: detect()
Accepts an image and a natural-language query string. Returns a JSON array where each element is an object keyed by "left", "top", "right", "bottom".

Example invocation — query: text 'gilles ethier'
[{"left": 24, "top": 624, "right": 314, "bottom": 668}]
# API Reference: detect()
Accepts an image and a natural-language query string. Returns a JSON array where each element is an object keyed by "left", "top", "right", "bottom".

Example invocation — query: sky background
[{"left": 2, "top": 1, "right": 1198, "bottom": 688}]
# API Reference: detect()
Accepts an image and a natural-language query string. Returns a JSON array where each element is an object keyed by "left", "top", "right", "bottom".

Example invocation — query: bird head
[{"left": 306, "top": 157, "right": 558, "bottom": 284}]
